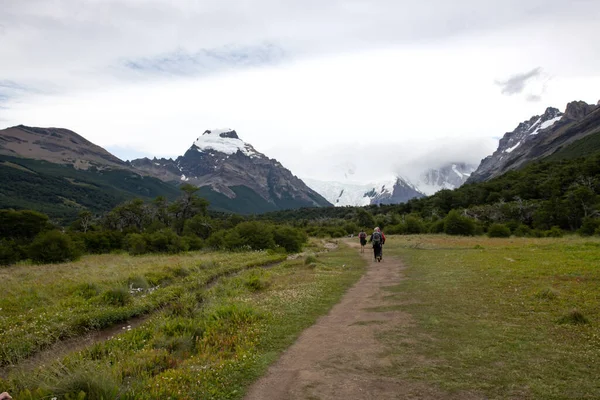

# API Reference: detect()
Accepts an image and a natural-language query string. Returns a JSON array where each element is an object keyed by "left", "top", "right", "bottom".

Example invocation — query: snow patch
[
  {"left": 180, "top": 174, "right": 189, "bottom": 181},
  {"left": 505, "top": 142, "right": 521, "bottom": 153},
  {"left": 530, "top": 115, "right": 562, "bottom": 136},
  {"left": 194, "top": 128, "right": 261, "bottom": 158}
]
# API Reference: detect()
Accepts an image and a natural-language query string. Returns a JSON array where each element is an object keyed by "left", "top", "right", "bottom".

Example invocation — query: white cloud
[{"left": 1, "top": 0, "right": 599, "bottom": 183}]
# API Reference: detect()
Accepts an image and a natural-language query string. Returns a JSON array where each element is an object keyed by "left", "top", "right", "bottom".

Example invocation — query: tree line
[{"left": 0, "top": 184, "right": 307, "bottom": 266}]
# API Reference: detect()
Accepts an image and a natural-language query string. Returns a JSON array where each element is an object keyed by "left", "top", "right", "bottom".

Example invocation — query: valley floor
[{"left": 2, "top": 236, "right": 600, "bottom": 399}]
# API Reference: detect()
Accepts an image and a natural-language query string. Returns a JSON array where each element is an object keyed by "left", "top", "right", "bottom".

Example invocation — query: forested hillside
[{"left": 0, "top": 155, "right": 180, "bottom": 223}]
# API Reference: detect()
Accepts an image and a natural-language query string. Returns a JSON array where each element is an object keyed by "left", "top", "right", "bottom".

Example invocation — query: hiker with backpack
[
  {"left": 369, "top": 227, "right": 385, "bottom": 262},
  {"left": 358, "top": 230, "right": 367, "bottom": 253}
]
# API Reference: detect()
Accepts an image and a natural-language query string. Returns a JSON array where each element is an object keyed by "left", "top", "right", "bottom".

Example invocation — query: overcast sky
[{"left": 1, "top": 0, "right": 599, "bottom": 183}]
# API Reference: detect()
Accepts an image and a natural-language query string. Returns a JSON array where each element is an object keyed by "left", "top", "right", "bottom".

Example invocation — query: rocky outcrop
[{"left": 469, "top": 101, "right": 600, "bottom": 182}]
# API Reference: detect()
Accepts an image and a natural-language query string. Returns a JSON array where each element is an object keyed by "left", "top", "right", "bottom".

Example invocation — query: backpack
[
  {"left": 359, "top": 232, "right": 367, "bottom": 239},
  {"left": 372, "top": 232, "right": 382, "bottom": 244}
]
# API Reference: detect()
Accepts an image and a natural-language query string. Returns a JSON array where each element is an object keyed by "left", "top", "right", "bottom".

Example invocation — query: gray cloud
[
  {"left": 121, "top": 43, "right": 285, "bottom": 77},
  {"left": 526, "top": 94, "right": 542, "bottom": 102},
  {"left": 2, "top": 0, "right": 596, "bottom": 95},
  {"left": 496, "top": 67, "right": 542, "bottom": 95}
]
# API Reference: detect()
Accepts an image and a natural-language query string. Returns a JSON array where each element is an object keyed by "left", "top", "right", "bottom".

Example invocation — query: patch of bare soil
[{"left": 244, "top": 241, "right": 482, "bottom": 400}]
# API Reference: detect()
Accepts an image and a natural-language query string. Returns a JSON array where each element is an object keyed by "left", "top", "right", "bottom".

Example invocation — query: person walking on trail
[
  {"left": 358, "top": 230, "right": 367, "bottom": 253},
  {"left": 369, "top": 227, "right": 385, "bottom": 262}
]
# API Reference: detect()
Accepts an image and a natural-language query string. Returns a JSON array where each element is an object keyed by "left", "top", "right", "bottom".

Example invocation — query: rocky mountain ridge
[
  {"left": 0, "top": 125, "right": 129, "bottom": 170},
  {"left": 469, "top": 100, "right": 600, "bottom": 182},
  {"left": 131, "top": 129, "right": 331, "bottom": 213}
]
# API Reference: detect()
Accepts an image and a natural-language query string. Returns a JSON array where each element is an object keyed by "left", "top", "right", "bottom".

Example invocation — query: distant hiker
[
  {"left": 369, "top": 227, "right": 385, "bottom": 262},
  {"left": 358, "top": 230, "right": 367, "bottom": 253}
]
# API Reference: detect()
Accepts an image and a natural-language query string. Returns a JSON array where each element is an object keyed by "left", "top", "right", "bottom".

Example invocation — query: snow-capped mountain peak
[{"left": 193, "top": 128, "right": 261, "bottom": 158}]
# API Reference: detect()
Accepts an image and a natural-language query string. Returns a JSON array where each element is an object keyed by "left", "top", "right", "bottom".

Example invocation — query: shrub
[
  {"left": 244, "top": 272, "right": 271, "bottom": 292},
  {"left": 385, "top": 224, "right": 405, "bottom": 235},
  {"left": 28, "top": 231, "right": 81, "bottom": 264},
  {"left": 487, "top": 224, "right": 511, "bottom": 238},
  {"left": 125, "top": 233, "right": 147, "bottom": 255},
  {"left": 0, "top": 239, "right": 20, "bottom": 266},
  {"left": 429, "top": 220, "right": 445, "bottom": 234},
  {"left": 545, "top": 226, "right": 563, "bottom": 238},
  {"left": 81, "top": 231, "right": 123, "bottom": 254},
  {"left": 273, "top": 226, "right": 308, "bottom": 253},
  {"left": 405, "top": 215, "right": 425, "bottom": 234},
  {"left": 443, "top": 210, "right": 475, "bottom": 236},
  {"left": 234, "top": 221, "right": 275, "bottom": 250},
  {"left": 304, "top": 255, "right": 317, "bottom": 265},
  {"left": 183, "top": 235, "right": 204, "bottom": 251},
  {"left": 579, "top": 218, "right": 600, "bottom": 236},
  {"left": 145, "top": 229, "right": 188, "bottom": 253},
  {"left": 206, "top": 230, "right": 226, "bottom": 250},
  {"left": 514, "top": 224, "right": 532, "bottom": 237}
]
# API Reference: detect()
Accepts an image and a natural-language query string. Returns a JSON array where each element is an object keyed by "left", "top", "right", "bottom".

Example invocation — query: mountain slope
[
  {"left": 0, "top": 125, "right": 128, "bottom": 170},
  {"left": 131, "top": 129, "right": 332, "bottom": 214},
  {"left": 469, "top": 101, "right": 600, "bottom": 182},
  {"left": 0, "top": 154, "right": 180, "bottom": 223}
]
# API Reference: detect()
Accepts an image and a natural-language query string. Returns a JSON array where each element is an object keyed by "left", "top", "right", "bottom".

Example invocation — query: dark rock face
[
  {"left": 469, "top": 101, "right": 600, "bottom": 182},
  {"left": 564, "top": 101, "right": 597, "bottom": 120},
  {"left": 132, "top": 129, "right": 332, "bottom": 212},
  {"left": 371, "top": 178, "right": 425, "bottom": 205}
]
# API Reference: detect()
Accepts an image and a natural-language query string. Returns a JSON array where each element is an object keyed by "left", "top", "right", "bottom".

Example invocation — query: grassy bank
[
  {"left": 1, "top": 241, "right": 366, "bottom": 399},
  {"left": 380, "top": 235, "right": 600, "bottom": 399},
  {"left": 0, "top": 251, "right": 287, "bottom": 366}
]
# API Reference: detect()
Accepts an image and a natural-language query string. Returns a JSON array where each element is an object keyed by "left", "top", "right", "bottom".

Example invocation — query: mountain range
[
  {"left": 305, "top": 162, "right": 476, "bottom": 207},
  {"left": 0, "top": 126, "right": 330, "bottom": 220},
  {"left": 1, "top": 98, "right": 599, "bottom": 221}
]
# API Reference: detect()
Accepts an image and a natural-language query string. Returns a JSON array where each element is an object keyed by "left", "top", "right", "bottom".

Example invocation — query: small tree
[
  {"left": 444, "top": 210, "right": 475, "bottom": 236},
  {"left": 29, "top": 231, "right": 81, "bottom": 264},
  {"left": 488, "top": 224, "right": 511, "bottom": 238}
]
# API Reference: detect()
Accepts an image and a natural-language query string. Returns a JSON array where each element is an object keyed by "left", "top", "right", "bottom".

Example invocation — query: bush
[
  {"left": 405, "top": 215, "right": 425, "bottom": 234},
  {"left": 273, "top": 226, "right": 308, "bottom": 252},
  {"left": 514, "top": 224, "right": 532, "bottom": 237},
  {"left": 206, "top": 230, "right": 226, "bottom": 250},
  {"left": 145, "top": 229, "right": 188, "bottom": 253},
  {"left": 234, "top": 221, "right": 275, "bottom": 250},
  {"left": 183, "top": 235, "right": 204, "bottom": 251},
  {"left": 487, "top": 224, "right": 511, "bottom": 238},
  {"left": 443, "top": 210, "right": 475, "bottom": 236},
  {"left": 28, "top": 231, "right": 81, "bottom": 264},
  {"left": 125, "top": 233, "right": 147, "bottom": 255},
  {"left": 545, "top": 226, "right": 563, "bottom": 238},
  {"left": 429, "top": 220, "right": 445, "bottom": 234},
  {"left": 82, "top": 231, "right": 123, "bottom": 254},
  {"left": 0, "top": 239, "right": 20, "bottom": 266},
  {"left": 579, "top": 218, "right": 600, "bottom": 236}
]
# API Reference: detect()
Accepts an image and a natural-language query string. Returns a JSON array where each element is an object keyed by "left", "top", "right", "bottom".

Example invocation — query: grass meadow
[
  {"left": 379, "top": 235, "right": 600, "bottom": 399},
  {"left": 0, "top": 240, "right": 366, "bottom": 399}
]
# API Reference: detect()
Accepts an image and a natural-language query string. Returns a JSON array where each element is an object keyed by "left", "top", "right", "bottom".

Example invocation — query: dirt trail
[{"left": 244, "top": 242, "right": 474, "bottom": 400}]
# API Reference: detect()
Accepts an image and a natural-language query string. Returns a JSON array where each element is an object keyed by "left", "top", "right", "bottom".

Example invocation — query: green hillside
[
  {"left": 545, "top": 128, "right": 600, "bottom": 162},
  {"left": 0, "top": 155, "right": 180, "bottom": 223}
]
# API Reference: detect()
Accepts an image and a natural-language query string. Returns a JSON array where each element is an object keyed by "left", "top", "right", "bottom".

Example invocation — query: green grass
[
  {"left": 0, "top": 250, "right": 286, "bottom": 366},
  {"left": 2, "top": 243, "right": 366, "bottom": 399},
  {"left": 378, "top": 235, "right": 600, "bottom": 399}
]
